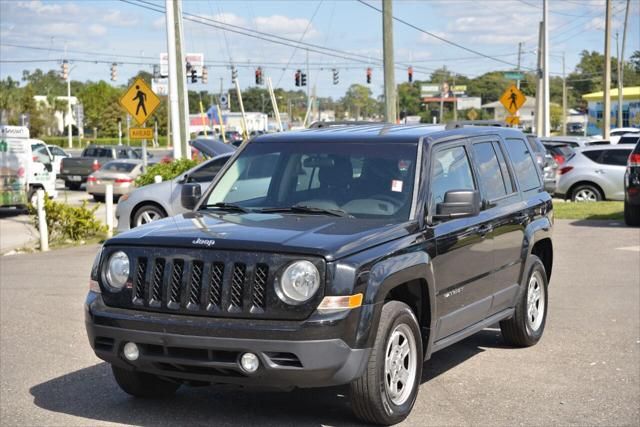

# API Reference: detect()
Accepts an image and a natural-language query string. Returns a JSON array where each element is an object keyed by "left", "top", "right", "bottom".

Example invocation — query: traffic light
[
  {"left": 110, "top": 63, "right": 117, "bottom": 81},
  {"left": 202, "top": 66, "right": 208, "bottom": 84},
  {"left": 295, "top": 69, "right": 301, "bottom": 87},
  {"left": 366, "top": 67, "right": 372, "bottom": 84},
  {"left": 231, "top": 66, "right": 238, "bottom": 84},
  {"left": 61, "top": 60, "right": 69, "bottom": 80},
  {"left": 408, "top": 66, "right": 413, "bottom": 83},
  {"left": 255, "top": 67, "right": 263, "bottom": 85},
  {"left": 332, "top": 69, "right": 339, "bottom": 85},
  {"left": 191, "top": 69, "right": 197, "bottom": 83},
  {"left": 301, "top": 72, "right": 307, "bottom": 86}
]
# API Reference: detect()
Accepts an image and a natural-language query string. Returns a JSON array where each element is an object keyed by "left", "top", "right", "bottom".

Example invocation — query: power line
[
  {"left": 356, "top": 0, "right": 534, "bottom": 70},
  {"left": 515, "top": 0, "right": 599, "bottom": 18}
]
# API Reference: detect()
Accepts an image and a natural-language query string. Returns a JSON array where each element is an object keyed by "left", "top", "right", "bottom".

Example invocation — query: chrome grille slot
[
  {"left": 132, "top": 258, "right": 147, "bottom": 304},
  {"left": 168, "top": 259, "right": 184, "bottom": 309},
  {"left": 150, "top": 258, "right": 165, "bottom": 306},
  {"left": 207, "top": 262, "right": 224, "bottom": 310},
  {"left": 252, "top": 264, "right": 268, "bottom": 311},
  {"left": 230, "top": 264, "right": 246, "bottom": 310},
  {"left": 187, "top": 261, "right": 204, "bottom": 309}
]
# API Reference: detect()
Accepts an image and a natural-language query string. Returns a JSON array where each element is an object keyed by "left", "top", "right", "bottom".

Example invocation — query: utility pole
[
  {"left": 306, "top": 49, "right": 310, "bottom": 120},
  {"left": 542, "top": 0, "right": 550, "bottom": 137},
  {"left": 382, "top": 0, "right": 397, "bottom": 123},
  {"left": 516, "top": 41, "right": 522, "bottom": 124},
  {"left": 603, "top": 0, "right": 612, "bottom": 140},
  {"left": 165, "top": 0, "right": 190, "bottom": 159},
  {"left": 439, "top": 65, "right": 445, "bottom": 124},
  {"left": 535, "top": 21, "right": 543, "bottom": 136},
  {"left": 562, "top": 52, "right": 567, "bottom": 136},
  {"left": 618, "top": 0, "right": 631, "bottom": 128}
]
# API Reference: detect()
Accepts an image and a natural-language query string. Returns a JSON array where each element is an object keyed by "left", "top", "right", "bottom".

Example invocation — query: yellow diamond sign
[
  {"left": 505, "top": 115, "right": 520, "bottom": 126},
  {"left": 499, "top": 84, "right": 526, "bottom": 115},
  {"left": 119, "top": 78, "right": 160, "bottom": 125}
]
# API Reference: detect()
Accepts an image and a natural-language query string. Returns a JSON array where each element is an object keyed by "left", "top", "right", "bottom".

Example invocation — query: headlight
[
  {"left": 276, "top": 260, "right": 320, "bottom": 304},
  {"left": 105, "top": 251, "right": 130, "bottom": 290}
]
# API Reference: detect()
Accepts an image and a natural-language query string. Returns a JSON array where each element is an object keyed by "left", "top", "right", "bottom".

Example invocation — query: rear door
[
  {"left": 598, "top": 148, "right": 633, "bottom": 200},
  {"left": 430, "top": 141, "right": 495, "bottom": 340}
]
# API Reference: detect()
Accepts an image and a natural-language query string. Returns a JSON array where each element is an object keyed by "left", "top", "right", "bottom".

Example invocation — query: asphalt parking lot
[{"left": 0, "top": 220, "right": 638, "bottom": 426}]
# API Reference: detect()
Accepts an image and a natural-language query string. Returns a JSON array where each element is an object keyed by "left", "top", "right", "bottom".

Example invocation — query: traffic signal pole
[
  {"left": 542, "top": 0, "right": 550, "bottom": 137},
  {"left": 618, "top": 0, "right": 630, "bottom": 127},
  {"left": 382, "top": 0, "right": 397, "bottom": 123},
  {"left": 603, "top": 0, "right": 612, "bottom": 140}
]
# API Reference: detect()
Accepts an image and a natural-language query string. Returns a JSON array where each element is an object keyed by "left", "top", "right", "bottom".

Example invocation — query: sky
[{"left": 1, "top": 0, "right": 639, "bottom": 99}]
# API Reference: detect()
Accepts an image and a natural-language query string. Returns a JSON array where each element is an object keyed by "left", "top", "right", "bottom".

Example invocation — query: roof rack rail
[
  {"left": 308, "top": 120, "right": 387, "bottom": 129},
  {"left": 445, "top": 120, "right": 507, "bottom": 130}
]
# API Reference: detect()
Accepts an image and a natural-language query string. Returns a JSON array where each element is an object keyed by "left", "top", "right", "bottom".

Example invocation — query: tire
[
  {"left": 93, "top": 194, "right": 105, "bottom": 203},
  {"left": 500, "top": 255, "right": 548, "bottom": 347},
  {"left": 132, "top": 204, "right": 166, "bottom": 228},
  {"left": 350, "top": 301, "right": 423, "bottom": 425},
  {"left": 624, "top": 201, "right": 640, "bottom": 226},
  {"left": 27, "top": 188, "right": 38, "bottom": 207},
  {"left": 111, "top": 365, "right": 180, "bottom": 398},
  {"left": 571, "top": 184, "right": 602, "bottom": 202},
  {"left": 66, "top": 181, "right": 81, "bottom": 191}
]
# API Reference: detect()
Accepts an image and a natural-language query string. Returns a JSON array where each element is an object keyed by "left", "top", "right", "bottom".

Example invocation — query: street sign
[
  {"left": 467, "top": 109, "right": 479, "bottom": 120},
  {"left": 504, "top": 72, "right": 525, "bottom": 80},
  {"left": 499, "top": 84, "right": 526, "bottom": 115},
  {"left": 129, "top": 127, "right": 153, "bottom": 140},
  {"left": 219, "top": 93, "right": 229, "bottom": 109},
  {"left": 505, "top": 115, "right": 520, "bottom": 126},
  {"left": 119, "top": 78, "right": 161, "bottom": 125}
]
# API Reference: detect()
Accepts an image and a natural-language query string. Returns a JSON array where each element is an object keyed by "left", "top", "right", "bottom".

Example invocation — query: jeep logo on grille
[{"left": 192, "top": 238, "right": 216, "bottom": 247}]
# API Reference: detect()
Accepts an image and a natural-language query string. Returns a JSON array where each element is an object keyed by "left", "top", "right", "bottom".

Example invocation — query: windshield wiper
[
  {"left": 260, "top": 204, "right": 352, "bottom": 217},
  {"left": 201, "top": 202, "right": 249, "bottom": 213}
]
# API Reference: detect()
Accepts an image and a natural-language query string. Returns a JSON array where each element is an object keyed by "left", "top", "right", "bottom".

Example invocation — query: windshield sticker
[{"left": 391, "top": 180, "right": 403, "bottom": 192}]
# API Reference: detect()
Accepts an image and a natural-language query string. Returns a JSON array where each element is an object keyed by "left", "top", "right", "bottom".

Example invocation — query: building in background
[{"left": 583, "top": 87, "right": 640, "bottom": 136}]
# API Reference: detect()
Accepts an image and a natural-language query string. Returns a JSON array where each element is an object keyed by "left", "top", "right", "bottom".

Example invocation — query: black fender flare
[
  {"left": 518, "top": 216, "right": 553, "bottom": 292},
  {"left": 354, "top": 251, "right": 437, "bottom": 353}
]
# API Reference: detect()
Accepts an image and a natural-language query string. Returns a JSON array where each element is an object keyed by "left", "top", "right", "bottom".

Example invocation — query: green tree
[
  {"left": 341, "top": 84, "right": 379, "bottom": 119},
  {"left": 397, "top": 82, "right": 422, "bottom": 116},
  {"left": 76, "top": 81, "right": 122, "bottom": 137},
  {"left": 466, "top": 72, "right": 511, "bottom": 103}
]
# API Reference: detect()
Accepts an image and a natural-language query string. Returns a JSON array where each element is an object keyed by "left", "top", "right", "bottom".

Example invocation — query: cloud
[
  {"left": 89, "top": 24, "right": 107, "bottom": 36},
  {"left": 16, "top": 0, "right": 61, "bottom": 14},
  {"left": 419, "top": 31, "right": 449, "bottom": 44},
  {"left": 152, "top": 17, "right": 165, "bottom": 30},
  {"left": 103, "top": 10, "right": 138, "bottom": 27},
  {"left": 252, "top": 15, "right": 319, "bottom": 38}
]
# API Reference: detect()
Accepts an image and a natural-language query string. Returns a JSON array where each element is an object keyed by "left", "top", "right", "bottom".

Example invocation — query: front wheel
[
  {"left": 571, "top": 184, "right": 602, "bottom": 202},
  {"left": 500, "top": 255, "right": 548, "bottom": 347},
  {"left": 111, "top": 365, "right": 180, "bottom": 398},
  {"left": 350, "top": 301, "right": 422, "bottom": 425},
  {"left": 133, "top": 204, "right": 166, "bottom": 228}
]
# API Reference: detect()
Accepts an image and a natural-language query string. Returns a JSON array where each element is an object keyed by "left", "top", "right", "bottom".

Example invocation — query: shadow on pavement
[
  {"left": 0, "top": 208, "right": 29, "bottom": 218},
  {"left": 567, "top": 219, "right": 628, "bottom": 228},
  {"left": 30, "top": 329, "right": 508, "bottom": 426}
]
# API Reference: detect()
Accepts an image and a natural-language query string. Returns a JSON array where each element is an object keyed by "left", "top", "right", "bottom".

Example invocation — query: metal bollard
[
  {"left": 105, "top": 184, "right": 113, "bottom": 238},
  {"left": 154, "top": 175, "right": 163, "bottom": 183},
  {"left": 36, "top": 189, "right": 49, "bottom": 251}
]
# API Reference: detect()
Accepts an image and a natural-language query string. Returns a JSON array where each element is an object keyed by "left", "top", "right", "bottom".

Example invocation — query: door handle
[
  {"left": 476, "top": 224, "right": 493, "bottom": 237},
  {"left": 595, "top": 169, "right": 605, "bottom": 174}
]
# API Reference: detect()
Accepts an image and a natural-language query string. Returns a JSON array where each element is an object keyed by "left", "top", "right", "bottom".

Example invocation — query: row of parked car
[{"left": 528, "top": 128, "right": 640, "bottom": 226}]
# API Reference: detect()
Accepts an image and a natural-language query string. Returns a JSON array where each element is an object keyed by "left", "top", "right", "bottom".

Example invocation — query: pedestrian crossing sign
[
  {"left": 499, "top": 84, "right": 526, "bottom": 115},
  {"left": 119, "top": 78, "right": 161, "bottom": 125}
]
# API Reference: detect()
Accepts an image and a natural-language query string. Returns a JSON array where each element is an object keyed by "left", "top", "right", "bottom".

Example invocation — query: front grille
[{"left": 100, "top": 248, "right": 325, "bottom": 320}]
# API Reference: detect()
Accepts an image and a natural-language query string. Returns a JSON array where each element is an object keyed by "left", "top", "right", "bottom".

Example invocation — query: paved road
[{"left": 0, "top": 220, "right": 638, "bottom": 426}]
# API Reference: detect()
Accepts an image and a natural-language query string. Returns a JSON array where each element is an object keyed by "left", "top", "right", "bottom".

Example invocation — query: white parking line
[{"left": 616, "top": 246, "right": 640, "bottom": 252}]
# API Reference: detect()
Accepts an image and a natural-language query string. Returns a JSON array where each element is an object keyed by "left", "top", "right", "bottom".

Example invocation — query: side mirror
[
  {"left": 434, "top": 189, "right": 480, "bottom": 220},
  {"left": 181, "top": 183, "right": 201, "bottom": 210}
]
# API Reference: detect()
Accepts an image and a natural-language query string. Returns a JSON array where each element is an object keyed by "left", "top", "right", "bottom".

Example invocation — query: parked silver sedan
[
  {"left": 86, "top": 159, "right": 143, "bottom": 202},
  {"left": 115, "top": 153, "right": 232, "bottom": 231},
  {"left": 556, "top": 145, "right": 634, "bottom": 201}
]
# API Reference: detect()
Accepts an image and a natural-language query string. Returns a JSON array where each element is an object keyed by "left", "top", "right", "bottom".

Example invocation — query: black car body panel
[{"left": 86, "top": 124, "right": 554, "bottom": 389}]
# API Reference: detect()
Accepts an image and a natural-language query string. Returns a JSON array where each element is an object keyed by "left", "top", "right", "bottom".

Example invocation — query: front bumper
[{"left": 85, "top": 293, "right": 371, "bottom": 389}]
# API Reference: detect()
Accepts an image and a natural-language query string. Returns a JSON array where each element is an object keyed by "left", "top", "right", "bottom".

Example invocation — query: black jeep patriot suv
[{"left": 86, "top": 124, "right": 553, "bottom": 425}]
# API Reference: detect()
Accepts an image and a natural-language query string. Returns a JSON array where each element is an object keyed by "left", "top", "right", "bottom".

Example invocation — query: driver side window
[
  {"left": 188, "top": 157, "right": 228, "bottom": 183},
  {"left": 430, "top": 145, "right": 475, "bottom": 208}
]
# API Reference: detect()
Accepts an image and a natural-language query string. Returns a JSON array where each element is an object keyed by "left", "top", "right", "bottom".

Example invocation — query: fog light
[
  {"left": 240, "top": 352, "right": 259, "bottom": 373},
  {"left": 123, "top": 342, "right": 139, "bottom": 361}
]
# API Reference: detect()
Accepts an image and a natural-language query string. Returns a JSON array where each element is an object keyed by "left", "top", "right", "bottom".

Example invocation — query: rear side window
[
  {"left": 472, "top": 142, "right": 508, "bottom": 200},
  {"left": 504, "top": 138, "right": 541, "bottom": 191},
  {"left": 601, "top": 149, "right": 633, "bottom": 166},
  {"left": 583, "top": 150, "right": 604, "bottom": 163},
  {"left": 618, "top": 135, "right": 640, "bottom": 145},
  {"left": 430, "top": 145, "right": 475, "bottom": 206}
]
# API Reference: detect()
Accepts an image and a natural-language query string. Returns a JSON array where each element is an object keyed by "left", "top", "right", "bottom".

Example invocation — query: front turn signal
[{"left": 317, "top": 293, "right": 363, "bottom": 311}]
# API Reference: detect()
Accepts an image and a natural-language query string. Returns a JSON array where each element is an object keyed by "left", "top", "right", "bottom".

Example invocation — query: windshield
[{"left": 204, "top": 141, "right": 419, "bottom": 220}]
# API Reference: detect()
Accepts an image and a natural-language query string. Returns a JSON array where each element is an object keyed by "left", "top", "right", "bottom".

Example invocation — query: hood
[
  {"left": 108, "top": 212, "right": 415, "bottom": 261},
  {"left": 190, "top": 138, "right": 236, "bottom": 157}
]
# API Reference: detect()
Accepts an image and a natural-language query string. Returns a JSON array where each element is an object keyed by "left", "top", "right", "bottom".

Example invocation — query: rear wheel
[
  {"left": 66, "top": 181, "right": 81, "bottom": 191},
  {"left": 93, "top": 194, "right": 105, "bottom": 203},
  {"left": 500, "top": 255, "right": 548, "bottom": 347},
  {"left": 350, "top": 301, "right": 422, "bottom": 425},
  {"left": 133, "top": 204, "right": 166, "bottom": 228},
  {"left": 624, "top": 201, "right": 640, "bottom": 226},
  {"left": 27, "top": 188, "right": 39, "bottom": 207},
  {"left": 111, "top": 365, "right": 180, "bottom": 398},
  {"left": 571, "top": 184, "right": 602, "bottom": 202}
]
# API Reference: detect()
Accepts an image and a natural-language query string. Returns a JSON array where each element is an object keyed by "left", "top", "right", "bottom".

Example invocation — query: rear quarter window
[
  {"left": 601, "top": 149, "right": 633, "bottom": 166},
  {"left": 582, "top": 150, "right": 604, "bottom": 163},
  {"left": 504, "top": 138, "right": 541, "bottom": 191}
]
